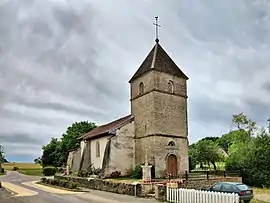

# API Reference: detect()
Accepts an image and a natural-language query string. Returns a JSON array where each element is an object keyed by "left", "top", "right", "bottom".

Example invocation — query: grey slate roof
[{"left": 129, "top": 42, "right": 188, "bottom": 82}]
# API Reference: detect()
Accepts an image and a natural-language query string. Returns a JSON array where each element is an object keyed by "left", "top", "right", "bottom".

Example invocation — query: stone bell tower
[{"left": 129, "top": 37, "right": 189, "bottom": 178}]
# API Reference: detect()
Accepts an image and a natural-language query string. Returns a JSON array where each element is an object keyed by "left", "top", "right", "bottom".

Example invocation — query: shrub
[
  {"left": 132, "top": 165, "right": 142, "bottom": 179},
  {"left": 43, "top": 166, "right": 57, "bottom": 176},
  {"left": 110, "top": 170, "right": 121, "bottom": 178},
  {"left": 13, "top": 166, "right": 19, "bottom": 171},
  {"left": 77, "top": 171, "right": 89, "bottom": 177},
  {"left": 0, "top": 168, "right": 4, "bottom": 174},
  {"left": 93, "top": 167, "right": 101, "bottom": 175}
]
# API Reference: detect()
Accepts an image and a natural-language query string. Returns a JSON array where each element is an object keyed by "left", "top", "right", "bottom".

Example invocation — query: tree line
[{"left": 189, "top": 112, "right": 270, "bottom": 187}]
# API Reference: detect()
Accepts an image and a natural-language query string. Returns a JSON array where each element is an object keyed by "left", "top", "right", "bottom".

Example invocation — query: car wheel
[{"left": 243, "top": 200, "right": 250, "bottom": 203}]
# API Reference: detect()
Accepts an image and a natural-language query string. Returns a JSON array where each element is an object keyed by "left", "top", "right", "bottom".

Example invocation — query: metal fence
[{"left": 177, "top": 170, "right": 240, "bottom": 180}]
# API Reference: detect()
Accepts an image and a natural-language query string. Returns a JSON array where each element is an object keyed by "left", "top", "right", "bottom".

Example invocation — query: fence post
[
  {"left": 185, "top": 170, "right": 188, "bottom": 180},
  {"left": 206, "top": 171, "right": 209, "bottom": 180}
]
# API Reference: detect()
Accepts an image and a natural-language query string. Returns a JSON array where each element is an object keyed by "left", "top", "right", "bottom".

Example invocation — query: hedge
[{"left": 43, "top": 166, "right": 57, "bottom": 176}]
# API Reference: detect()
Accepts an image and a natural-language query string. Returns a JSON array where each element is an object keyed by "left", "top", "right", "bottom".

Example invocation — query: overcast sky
[{"left": 1, "top": 0, "right": 270, "bottom": 162}]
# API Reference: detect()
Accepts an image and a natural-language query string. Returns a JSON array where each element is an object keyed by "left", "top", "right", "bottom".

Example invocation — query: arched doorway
[{"left": 167, "top": 154, "right": 178, "bottom": 177}]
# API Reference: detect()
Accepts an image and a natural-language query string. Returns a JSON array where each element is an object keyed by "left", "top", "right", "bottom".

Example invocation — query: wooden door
[{"left": 167, "top": 154, "right": 177, "bottom": 177}]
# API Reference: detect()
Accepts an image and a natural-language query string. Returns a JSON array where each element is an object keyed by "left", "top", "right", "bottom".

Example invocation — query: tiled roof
[
  {"left": 80, "top": 115, "right": 133, "bottom": 140},
  {"left": 129, "top": 42, "right": 188, "bottom": 82}
]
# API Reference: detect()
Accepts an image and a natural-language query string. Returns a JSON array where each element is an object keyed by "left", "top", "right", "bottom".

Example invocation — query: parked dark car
[{"left": 201, "top": 182, "right": 253, "bottom": 203}]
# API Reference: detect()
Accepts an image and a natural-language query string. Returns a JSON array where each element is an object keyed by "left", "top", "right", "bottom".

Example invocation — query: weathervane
[{"left": 153, "top": 16, "right": 161, "bottom": 43}]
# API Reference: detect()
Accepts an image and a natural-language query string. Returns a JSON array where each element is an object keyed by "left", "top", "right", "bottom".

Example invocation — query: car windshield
[{"left": 236, "top": 184, "right": 249, "bottom": 191}]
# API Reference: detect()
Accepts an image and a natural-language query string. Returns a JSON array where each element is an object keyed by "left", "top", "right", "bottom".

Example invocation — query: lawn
[
  {"left": 252, "top": 200, "right": 269, "bottom": 203},
  {"left": 2, "top": 163, "right": 42, "bottom": 170},
  {"left": 18, "top": 168, "right": 43, "bottom": 176},
  {"left": 251, "top": 187, "right": 270, "bottom": 203},
  {"left": 2, "top": 163, "right": 43, "bottom": 176}
]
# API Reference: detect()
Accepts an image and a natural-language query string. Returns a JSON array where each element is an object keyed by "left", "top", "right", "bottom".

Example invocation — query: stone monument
[{"left": 141, "top": 147, "right": 152, "bottom": 181}]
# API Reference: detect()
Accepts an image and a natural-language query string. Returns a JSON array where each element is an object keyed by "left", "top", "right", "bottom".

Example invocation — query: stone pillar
[
  {"left": 141, "top": 165, "right": 152, "bottom": 181},
  {"left": 66, "top": 165, "right": 70, "bottom": 175}
]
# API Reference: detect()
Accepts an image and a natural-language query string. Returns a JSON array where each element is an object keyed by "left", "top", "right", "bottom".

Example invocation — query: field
[{"left": 2, "top": 163, "right": 43, "bottom": 176}]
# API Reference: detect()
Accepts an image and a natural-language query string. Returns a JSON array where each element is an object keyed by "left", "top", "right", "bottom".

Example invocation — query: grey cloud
[
  {"left": 1, "top": 0, "right": 270, "bottom": 161},
  {"left": 0, "top": 108, "right": 68, "bottom": 126},
  {"left": 262, "top": 82, "right": 270, "bottom": 93},
  {"left": 0, "top": 133, "right": 42, "bottom": 145},
  {"left": 189, "top": 95, "right": 240, "bottom": 126}
]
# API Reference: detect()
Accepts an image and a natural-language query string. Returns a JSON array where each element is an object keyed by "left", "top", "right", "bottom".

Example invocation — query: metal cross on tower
[{"left": 153, "top": 16, "right": 161, "bottom": 43}]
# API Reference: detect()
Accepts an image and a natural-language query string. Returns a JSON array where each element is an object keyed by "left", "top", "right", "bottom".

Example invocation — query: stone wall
[
  {"left": 183, "top": 177, "right": 242, "bottom": 190},
  {"left": 68, "top": 148, "right": 81, "bottom": 172},
  {"left": 54, "top": 175, "right": 142, "bottom": 197},
  {"left": 106, "top": 121, "right": 135, "bottom": 177},
  {"left": 130, "top": 70, "right": 189, "bottom": 177}
]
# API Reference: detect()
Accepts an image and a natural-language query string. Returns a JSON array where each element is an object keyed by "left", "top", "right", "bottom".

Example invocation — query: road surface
[{"left": 0, "top": 171, "right": 157, "bottom": 203}]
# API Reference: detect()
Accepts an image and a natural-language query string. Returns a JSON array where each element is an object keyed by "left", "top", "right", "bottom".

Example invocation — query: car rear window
[{"left": 236, "top": 184, "right": 249, "bottom": 190}]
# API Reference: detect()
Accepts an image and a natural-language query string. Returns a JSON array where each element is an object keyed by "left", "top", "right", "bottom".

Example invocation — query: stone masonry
[{"left": 130, "top": 42, "right": 189, "bottom": 178}]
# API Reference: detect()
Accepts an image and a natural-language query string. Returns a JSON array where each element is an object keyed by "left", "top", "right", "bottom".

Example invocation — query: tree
[
  {"left": 41, "top": 138, "right": 62, "bottom": 167},
  {"left": 232, "top": 112, "right": 256, "bottom": 137},
  {"left": 41, "top": 121, "right": 97, "bottom": 167},
  {"left": 34, "top": 157, "right": 42, "bottom": 164},
  {"left": 191, "top": 140, "right": 224, "bottom": 171},
  {"left": 59, "top": 121, "right": 96, "bottom": 166},
  {"left": 226, "top": 129, "right": 270, "bottom": 187},
  {"left": 0, "top": 145, "right": 4, "bottom": 170},
  {"left": 201, "top": 137, "right": 220, "bottom": 143}
]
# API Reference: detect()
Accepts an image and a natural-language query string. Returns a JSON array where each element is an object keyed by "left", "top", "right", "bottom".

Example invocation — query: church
[{"left": 67, "top": 37, "right": 189, "bottom": 179}]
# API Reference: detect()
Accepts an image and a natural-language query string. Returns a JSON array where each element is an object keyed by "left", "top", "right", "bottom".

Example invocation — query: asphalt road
[{"left": 0, "top": 171, "right": 157, "bottom": 203}]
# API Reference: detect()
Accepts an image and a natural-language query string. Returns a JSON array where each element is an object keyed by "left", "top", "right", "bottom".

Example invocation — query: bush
[
  {"left": 77, "top": 171, "right": 89, "bottom": 178},
  {"left": 13, "top": 166, "right": 19, "bottom": 171},
  {"left": 110, "top": 170, "right": 121, "bottom": 178},
  {"left": 132, "top": 165, "right": 142, "bottom": 179},
  {"left": 0, "top": 168, "right": 4, "bottom": 174},
  {"left": 43, "top": 166, "right": 57, "bottom": 176}
]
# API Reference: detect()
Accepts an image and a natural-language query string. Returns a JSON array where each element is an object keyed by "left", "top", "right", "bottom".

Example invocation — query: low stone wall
[
  {"left": 183, "top": 177, "right": 242, "bottom": 190},
  {"left": 54, "top": 175, "right": 142, "bottom": 196}
]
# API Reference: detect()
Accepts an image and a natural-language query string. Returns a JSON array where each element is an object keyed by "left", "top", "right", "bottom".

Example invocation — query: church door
[{"left": 167, "top": 154, "right": 178, "bottom": 177}]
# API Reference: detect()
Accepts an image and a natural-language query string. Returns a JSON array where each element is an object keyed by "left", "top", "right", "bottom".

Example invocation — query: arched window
[
  {"left": 96, "top": 141, "right": 100, "bottom": 158},
  {"left": 139, "top": 82, "right": 144, "bottom": 95},
  {"left": 168, "top": 141, "right": 175, "bottom": 146},
  {"left": 168, "top": 80, "right": 174, "bottom": 93}
]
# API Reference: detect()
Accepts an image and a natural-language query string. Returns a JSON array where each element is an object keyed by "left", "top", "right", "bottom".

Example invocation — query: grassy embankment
[{"left": 2, "top": 163, "right": 43, "bottom": 176}]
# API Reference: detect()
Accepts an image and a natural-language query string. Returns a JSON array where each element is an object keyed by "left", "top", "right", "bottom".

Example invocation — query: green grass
[
  {"left": 251, "top": 200, "right": 269, "bottom": 203},
  {"left": 18, "top": 168, "right": 43, "bottom": 176},
  {"left": 2, "top": 163, "right": 43, "bottom": 176}
]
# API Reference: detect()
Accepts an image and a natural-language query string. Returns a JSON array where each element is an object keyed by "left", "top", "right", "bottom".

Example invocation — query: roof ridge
[{"left": 80, "top": 115, "right": 132, "bottom": 140}]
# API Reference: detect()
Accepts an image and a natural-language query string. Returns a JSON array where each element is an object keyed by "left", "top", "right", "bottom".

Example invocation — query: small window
[
  {"left": 168, "top": 141, "right": 175, "bottom": 146},
  {"left": 168, "top": 80, "right": 174, "bottom": 93},
  {"left": 139, "top": 82, "right": 144, "bottom": 95},
  {"left": 96, "top": 141, "right": 100, "bottom": 158}
]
